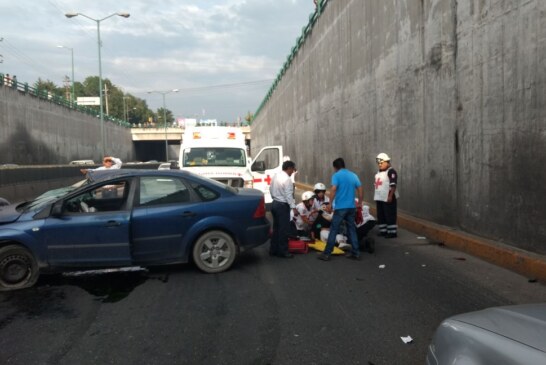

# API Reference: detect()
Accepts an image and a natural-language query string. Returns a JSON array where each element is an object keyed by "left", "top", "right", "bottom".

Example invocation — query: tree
[
  {"left": 244, "top": 111, "right": 254, "bottom": 124},
  {"left": 34, "top": 78, "right": 59, "bottom": 94},
  {"left": 156, "top": 107, "right": 174, "bottom": 127},
  {"left": 31, "top": 74, "right": 156, "bottom": 125}
]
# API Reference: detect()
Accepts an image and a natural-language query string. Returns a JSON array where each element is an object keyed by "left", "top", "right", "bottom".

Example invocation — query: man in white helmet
[
  {"left": 374, "top": 153, "right": 399, "bottom": 238},
  {"left": 291, "top": 191, "right": 317, "bottom": 237},
  {"left": 311, "top": 182, "right": 331, "bottom": 238}
]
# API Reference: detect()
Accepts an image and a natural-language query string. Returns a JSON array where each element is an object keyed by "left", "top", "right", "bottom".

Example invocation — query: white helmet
[
  {"left": 376, "top": 153, "right": 391, "bottom": 162},
  {"left": 313, "top": 182, "right": 326, "bottom": 191},
  {"left": 301, "top": 191, "right": 315, "bottom": 201}
]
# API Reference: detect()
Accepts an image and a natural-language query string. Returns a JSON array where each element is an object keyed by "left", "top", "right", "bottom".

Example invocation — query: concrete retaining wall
[
  {"left": 0, "top": 86, "right": 135, "bottom": 165},
  {"left": 0, "top": 164, "right": 160, "bottom": 203},
  {"left": 251, "top": 0, "right": 546, "bottom": 253}
]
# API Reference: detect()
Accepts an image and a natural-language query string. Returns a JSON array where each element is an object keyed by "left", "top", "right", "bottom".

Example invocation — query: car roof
[{"left": 87, "top": 169, "right": 193, "bottom": 183}]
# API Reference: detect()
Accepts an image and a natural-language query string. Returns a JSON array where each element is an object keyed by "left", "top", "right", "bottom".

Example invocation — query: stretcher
[{"left": 307, "top": 240, "right": 345, "bottom": 255}]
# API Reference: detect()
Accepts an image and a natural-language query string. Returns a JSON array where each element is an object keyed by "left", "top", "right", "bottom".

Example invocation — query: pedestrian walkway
[{"left": 295, "top": 182, "right": 546, "bottom": 282}]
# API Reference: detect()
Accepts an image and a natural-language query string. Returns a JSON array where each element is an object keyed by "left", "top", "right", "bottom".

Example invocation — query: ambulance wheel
[
  {"left": 0, "top": 245, "right": 39, "bottom": 291},
  {"left": 193, "top": 231, "right": 237, "bottom": 273}
]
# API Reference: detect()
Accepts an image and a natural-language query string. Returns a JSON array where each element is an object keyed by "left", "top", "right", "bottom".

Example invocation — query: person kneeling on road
[{"left": 290, "top": 191, "right": 318, "bottom": 239}]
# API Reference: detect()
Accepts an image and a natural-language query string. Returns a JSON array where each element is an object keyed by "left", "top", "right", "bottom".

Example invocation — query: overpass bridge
[{"left": 129, "top": 126, "right": 251, "bottom": 161}]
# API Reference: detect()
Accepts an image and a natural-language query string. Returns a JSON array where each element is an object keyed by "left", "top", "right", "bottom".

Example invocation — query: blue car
[{"left": 0, "top": 169, "right": 270, "bottom": 291}]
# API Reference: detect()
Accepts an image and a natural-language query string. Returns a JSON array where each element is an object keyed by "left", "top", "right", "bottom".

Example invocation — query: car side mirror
[
  {"left": 251, "top": 160, "right": 266, "bottom": 172},
  {"left": 51, "top": 202, "right": 63, "bottom": 217}
]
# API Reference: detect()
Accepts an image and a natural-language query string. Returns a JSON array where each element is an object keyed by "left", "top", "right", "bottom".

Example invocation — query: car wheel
[
  {"left": 192, "top": 231, "right": 237, "bottom": 273},
  {"left": 0, "top": 197, "right": 9, "bottom": 207},
  {"left": 0, "top": 245, "right": 40, "bottom": 291}
]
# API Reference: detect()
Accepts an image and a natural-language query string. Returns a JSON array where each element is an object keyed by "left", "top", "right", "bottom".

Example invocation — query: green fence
[
  {"left": 0, "top": 74, "right": 132, "bottom": 128},
  {"left": 253, "top": 0, "right": 329, "bottom": 120}
]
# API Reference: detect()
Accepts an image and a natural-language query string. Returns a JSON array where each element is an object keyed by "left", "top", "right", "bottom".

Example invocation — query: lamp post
[
  {"left": 147, "top": 89, "right": 179, "bottom": 161},
  {"left": 123, "top": 96, "right": 129, "bottom": 122},
  {"left": 65, "top": 11, "right": 130, "bottom": 158},
  {"left": 57, "top": 45, "right": 75, "bottom": 104}
]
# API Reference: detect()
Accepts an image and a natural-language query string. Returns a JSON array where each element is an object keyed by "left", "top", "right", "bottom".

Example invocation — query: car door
[
  {"left": 250, "top": 146, "right": 284, "bottom": 203},
  {"left": 43, "top": 179, "right": 132, "bottom": 267},
  {"left": 130, "top": 176, "right": 205, "bottom": 264}
]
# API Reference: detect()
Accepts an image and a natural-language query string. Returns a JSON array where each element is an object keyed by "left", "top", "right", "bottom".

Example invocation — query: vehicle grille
[{"left": 215, "top": 178, "right": 245, "bottom": 188}]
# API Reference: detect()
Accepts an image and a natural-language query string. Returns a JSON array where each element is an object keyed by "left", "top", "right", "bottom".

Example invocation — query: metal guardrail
[
  {"left": 0, "top": 73, "right": 132, "bottom": 128},
  {"left": 253, "top": 0, "right": 329, "bottom": 120}
]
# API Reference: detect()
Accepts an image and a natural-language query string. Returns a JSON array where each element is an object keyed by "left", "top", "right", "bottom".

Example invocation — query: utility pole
[
  {"left": 104, "top": 83, "right": 109, "bottom": 115},
  {"left": 63, "top": 76, "right": 71, "bottom": 100}
]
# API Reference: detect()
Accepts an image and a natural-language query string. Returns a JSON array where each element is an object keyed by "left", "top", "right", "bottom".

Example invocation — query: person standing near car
[
  {"left": 80, "top": 156, "right": 122, "bottom": 174},
  {"left": 269, "top": 160, "right": 297, "bottom": 258},
  {"left": 318, "top": 158, "right": 363, "bottom": 261}
]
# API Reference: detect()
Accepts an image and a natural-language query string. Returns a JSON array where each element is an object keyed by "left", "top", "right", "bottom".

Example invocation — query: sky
[{"left": 0, "top": 0, "right": 316, "bottom": 122}]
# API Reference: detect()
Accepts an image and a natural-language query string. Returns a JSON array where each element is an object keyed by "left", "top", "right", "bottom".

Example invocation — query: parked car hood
[
  {"left": 450, "top": 303, "right": 546, "bottom": 352},
  {"left": 0, "top": 203, "right": 23, "bottom": 224}
]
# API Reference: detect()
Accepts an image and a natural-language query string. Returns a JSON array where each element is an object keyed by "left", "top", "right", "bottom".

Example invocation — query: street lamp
[
  {"left": 147, "top": 89, "right": 179, "bottom": 161},
  {"left": 65, "top": 11, "right": 130, "bottom": 158},
  {"left": 123, "top": 96, "right": 129, "bottom": 121},
  {"left": 57, "top": 45, "right": 75, "bottom": 104}
]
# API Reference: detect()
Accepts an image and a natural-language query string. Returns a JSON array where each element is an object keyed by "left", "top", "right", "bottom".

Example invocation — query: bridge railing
[{"left": 1, "top": 73, "right": 132, "bottom": 128}]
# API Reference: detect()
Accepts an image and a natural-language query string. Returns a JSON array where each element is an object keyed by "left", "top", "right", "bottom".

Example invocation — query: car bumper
[{"left": 241, "top": 220, "right": 270, "bottom": 251}]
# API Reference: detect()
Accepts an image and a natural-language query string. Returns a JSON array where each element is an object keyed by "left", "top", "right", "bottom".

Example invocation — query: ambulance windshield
[{"left": 183, "top": 148, "right": 246, "bottom": 167}]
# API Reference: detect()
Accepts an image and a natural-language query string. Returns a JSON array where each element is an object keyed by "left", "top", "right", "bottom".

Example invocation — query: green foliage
[
  {"left": 245, "top": 111, "right": 253, "bottom": 124},
  {"left": 34, "top": 78, "right": 60, "bottom": 94},
  {"left": 32, "top": 75, "right": 155, "bottom": 124},
  {"left": 156, "top": 107, "right": 174, "bottom": 127}
]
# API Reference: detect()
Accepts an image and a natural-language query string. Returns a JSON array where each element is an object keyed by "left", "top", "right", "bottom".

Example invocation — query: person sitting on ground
[
  {"left": 80, "top": 156, "right": 122, "bottom": 174},
  {"left": 355, "top": 200, "right": 377, "bottom": 253},
  {"left": 290, "top": 191, "right": 318, "bottom": 238},
  {"left": 311, "top": 182, "right": 331, "bottom": 239}
]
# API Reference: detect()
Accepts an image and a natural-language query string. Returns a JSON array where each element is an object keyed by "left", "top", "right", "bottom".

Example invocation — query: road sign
[{"left": 77, "top": 97, "right": 100, "bottom": 106}]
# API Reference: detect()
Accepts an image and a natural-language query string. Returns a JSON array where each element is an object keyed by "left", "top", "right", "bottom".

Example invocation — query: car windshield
[
  {"left": 183, "top": 148, "right": 246, "bottom": 167},
  {"left": 19, "top": 178, "right": 89, "bottom": 212}
]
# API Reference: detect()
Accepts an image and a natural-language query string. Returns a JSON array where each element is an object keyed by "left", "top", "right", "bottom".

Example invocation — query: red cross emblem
[
  {"left": 264, "top": 175, "right": 272, "bottom": 185},
  {"left": 374, "top": 177, "right": 383, "bottom": 189}
]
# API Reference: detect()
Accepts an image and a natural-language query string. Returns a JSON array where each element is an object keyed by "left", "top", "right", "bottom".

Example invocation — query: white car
[
  {"left": 157, "top": 163, "right": 172, "bottom": 170},
  {"left": 69, "top": 160, "right": 95, "bottom": 165}
]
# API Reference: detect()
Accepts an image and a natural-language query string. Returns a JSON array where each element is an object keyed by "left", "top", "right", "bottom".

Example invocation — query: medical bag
[{"left": 288, "top": 238, "right": 310, "bottom": 254}]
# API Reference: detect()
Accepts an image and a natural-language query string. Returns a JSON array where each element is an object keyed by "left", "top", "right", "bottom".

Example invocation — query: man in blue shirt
[{"left": 318, "top": 158, "right": 363, "bottom": 260}]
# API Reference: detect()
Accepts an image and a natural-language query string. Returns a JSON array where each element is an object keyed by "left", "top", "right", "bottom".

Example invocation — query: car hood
[
  {"left": 183, "top": 166, "right": 248, "bottom": 178},
  {"left": 451, "top": 303, "right": 546, "bottom": 352},
  {"left": 0, "top": 203, "right": 23, "bottom": 224}
]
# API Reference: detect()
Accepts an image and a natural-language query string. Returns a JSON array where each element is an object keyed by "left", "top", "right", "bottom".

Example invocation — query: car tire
[
  {"left": 0, "top": 245, "right": 40, "bottom": 291},
  {"left": 192, "top": 231, "right": 237, "bottom": 274}
]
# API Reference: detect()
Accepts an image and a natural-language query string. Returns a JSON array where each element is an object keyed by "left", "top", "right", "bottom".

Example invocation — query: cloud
[{"left": 1, "top": 0, "right": 315, "bottom": 120}]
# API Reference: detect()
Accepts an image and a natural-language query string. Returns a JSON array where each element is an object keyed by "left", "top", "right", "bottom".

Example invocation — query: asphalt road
[{"left": 1, "top": 224, "right": 546, "bottom": 365}]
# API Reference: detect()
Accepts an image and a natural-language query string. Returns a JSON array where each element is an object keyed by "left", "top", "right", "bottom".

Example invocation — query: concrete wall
[
  {"left": 0, "top": 87, "right": 135, "bottom": 165},
  {"left": 251, "top": 0, "right": 546, "bottom": 253},
  {"left": 0, "top": 164, "right": 161, "bottom": 203}
]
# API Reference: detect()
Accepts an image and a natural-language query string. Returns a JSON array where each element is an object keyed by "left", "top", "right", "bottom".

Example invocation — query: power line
[{"left": 143, "top": 79, "right": 274, "bottom": 96}]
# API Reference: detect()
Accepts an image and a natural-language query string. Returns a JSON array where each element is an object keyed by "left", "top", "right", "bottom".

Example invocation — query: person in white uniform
[{"left": 374, "top": 153, "right": 399, "bottom": 238}]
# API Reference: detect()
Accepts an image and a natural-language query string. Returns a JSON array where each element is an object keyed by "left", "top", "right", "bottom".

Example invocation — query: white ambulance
[{"left": 179, "top": 127, "right": 287, "bottom": 203}]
